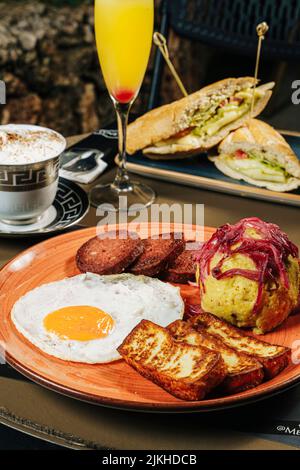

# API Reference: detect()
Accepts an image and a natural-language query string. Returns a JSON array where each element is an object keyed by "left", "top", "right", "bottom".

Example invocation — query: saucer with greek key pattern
[{"left": 0, "top": 178, "right": 89, "bottom": 238}]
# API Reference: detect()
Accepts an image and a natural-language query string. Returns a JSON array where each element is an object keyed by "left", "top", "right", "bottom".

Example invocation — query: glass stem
[{"left": 112, "top": 100, "right": 132, "bottom": 192}]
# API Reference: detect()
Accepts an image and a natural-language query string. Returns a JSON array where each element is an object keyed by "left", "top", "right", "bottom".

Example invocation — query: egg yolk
[{"left": 44, "top": 306, "right": 114, "bottom": 341}]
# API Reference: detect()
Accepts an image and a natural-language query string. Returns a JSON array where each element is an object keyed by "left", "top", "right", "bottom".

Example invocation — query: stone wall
[
  {"left": 0, "top": 0, "right": 211, "bottom": 137},
  {"left": 0, "top": 1, "right": 111, "bottom": 136}
]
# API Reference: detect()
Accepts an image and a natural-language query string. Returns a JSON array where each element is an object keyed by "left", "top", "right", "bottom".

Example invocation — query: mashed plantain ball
[{"left": 198, "top": 218, "right": 300, "bottom": 334}]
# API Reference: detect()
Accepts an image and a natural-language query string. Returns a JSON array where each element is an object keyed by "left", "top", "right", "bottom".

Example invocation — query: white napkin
[{"left": 59, "top": 153, "right": 108, "bottom": 184}]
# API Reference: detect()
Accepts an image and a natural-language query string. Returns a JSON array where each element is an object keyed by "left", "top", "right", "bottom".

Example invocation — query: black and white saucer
[{"left": 0, "top": 178, "right": 89, "bottom": 238}]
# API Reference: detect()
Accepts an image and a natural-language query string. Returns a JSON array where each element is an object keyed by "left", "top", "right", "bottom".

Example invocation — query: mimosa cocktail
[
  {"left": 95, "top": 0, "right": 153, "bottom": 103},
  {"left": 91, "top": 0, "right": 155, "bottom": 211}
]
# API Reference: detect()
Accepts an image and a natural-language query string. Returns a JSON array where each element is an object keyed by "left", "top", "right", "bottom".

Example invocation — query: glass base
[
  {"left": 0, "top": 215, "right": 42, "bottom": 226},
  {"left": 90, "top": 180, "right": 156, "bottom": 212}
]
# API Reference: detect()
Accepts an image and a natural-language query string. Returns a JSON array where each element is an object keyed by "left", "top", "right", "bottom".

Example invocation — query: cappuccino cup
[{"left": 0, "top": 124, "right": 66, "bottom": 225}]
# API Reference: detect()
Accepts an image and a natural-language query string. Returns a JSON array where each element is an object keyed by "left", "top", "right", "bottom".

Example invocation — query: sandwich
[
  {"left": 210, "top": 119, "right": 300, "bottom": 191},
  {"left": 127, "top": 77, "right": 274, "bottom": 158}
]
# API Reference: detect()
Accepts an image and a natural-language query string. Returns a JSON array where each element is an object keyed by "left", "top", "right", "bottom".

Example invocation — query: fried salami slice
[
  {"left": 76, "top": 231, "right": 144, "bottom": 275},
  {"left": 163, "top": 249, "right": 198, "bottom": 284},
  {"left": 130, "top": 233, "right": 185, "bottom": 277}
]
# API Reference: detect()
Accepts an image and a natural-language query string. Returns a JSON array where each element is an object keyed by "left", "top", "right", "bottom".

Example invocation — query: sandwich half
[
  {"left": 210, "top": 119, "right": 300, "bottom": 192},
  {"left": 127, "top": 77, "right": 274, "bottom": 158}
]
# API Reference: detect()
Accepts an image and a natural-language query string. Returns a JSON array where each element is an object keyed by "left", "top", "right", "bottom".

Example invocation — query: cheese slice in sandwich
[
  {"left": 127, "top": 77, "right": 274, "bottom": 159},
  {"left": 210, "top": 119, "right": 300, "bottom": 192}
]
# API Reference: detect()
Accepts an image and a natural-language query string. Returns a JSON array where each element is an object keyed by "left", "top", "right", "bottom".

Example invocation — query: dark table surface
[{"left": 0, "top": 424, "right": 60, "bottom": 450}]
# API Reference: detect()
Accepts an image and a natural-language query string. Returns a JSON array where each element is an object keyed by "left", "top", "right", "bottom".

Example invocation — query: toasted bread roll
[
  {"left": 127, "top": 78, "right": 274, "bottom": 157},
  {"left": 211, "top": 119, "right": 300, "bottom": 191}
]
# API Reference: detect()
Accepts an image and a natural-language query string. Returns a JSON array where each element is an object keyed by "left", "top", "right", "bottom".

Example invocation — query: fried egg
[{"left": 11, "top": 273, "right": 184, "bottom": 363}]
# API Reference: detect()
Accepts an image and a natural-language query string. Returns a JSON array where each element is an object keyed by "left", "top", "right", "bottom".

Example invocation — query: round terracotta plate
[{"left": 1, "top": 223, "right": 300, "bottom": 412}]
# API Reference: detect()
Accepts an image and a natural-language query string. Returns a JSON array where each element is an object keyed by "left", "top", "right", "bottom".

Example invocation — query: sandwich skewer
[
  {"left": 153, "top": 32, "right": 188, "bottom": 97},
  {"left": 250, "top": 22, "right": 269, "bottom": 117}
]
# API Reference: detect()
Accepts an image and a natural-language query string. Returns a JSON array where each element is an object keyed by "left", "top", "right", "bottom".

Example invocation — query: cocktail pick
[
  {"left": 153, "top": 32, "right": 188, "bottom": 97},
  {"left": 250, "top": 21, "right": 269, "bottom": 117}
]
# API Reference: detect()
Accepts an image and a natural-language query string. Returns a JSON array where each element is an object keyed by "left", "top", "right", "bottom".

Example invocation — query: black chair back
[
  {"left": 168, "top": 0, "right": 300, "bottom": 61},
  {"left": 148, "top": 0, "right": 300, "bottom": 109}
]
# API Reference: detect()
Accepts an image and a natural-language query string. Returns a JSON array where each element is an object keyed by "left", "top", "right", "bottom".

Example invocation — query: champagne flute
[{"left": 91, "top": 0, "right": 155, "bottom": 211}]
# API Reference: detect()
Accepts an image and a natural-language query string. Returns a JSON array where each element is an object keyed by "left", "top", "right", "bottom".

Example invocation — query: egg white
[{"left": 11, "top": 273, "right": 184, "bottom": 363}]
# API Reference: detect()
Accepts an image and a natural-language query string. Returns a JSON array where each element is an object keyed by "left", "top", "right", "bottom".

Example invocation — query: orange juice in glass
[{"left": 91, "top": 0, "right": 155, "bottom": 211}]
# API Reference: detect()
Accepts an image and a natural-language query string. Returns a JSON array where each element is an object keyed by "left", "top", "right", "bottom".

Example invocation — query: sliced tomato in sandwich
[{"left": 235, "top": 149, "right": 248, "bottom": 159}]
